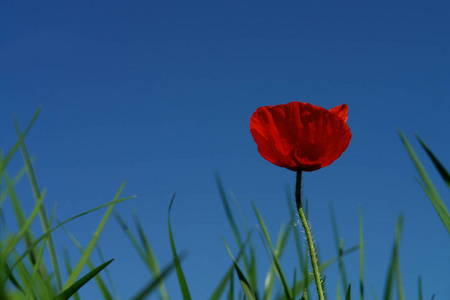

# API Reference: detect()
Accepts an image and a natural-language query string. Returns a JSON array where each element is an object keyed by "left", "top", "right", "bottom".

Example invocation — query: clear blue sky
[{"left": 1, "top": 1, "right": 449, "bottom": 299}]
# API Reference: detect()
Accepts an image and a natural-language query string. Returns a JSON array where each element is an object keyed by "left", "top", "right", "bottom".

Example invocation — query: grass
[{"left": 0, "top": 110, "right": 447, "bottom": 299}]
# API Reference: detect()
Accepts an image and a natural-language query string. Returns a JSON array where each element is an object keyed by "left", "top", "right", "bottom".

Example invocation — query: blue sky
[{"left": 1, "top": 1, "right": 449, "bottom": 299}]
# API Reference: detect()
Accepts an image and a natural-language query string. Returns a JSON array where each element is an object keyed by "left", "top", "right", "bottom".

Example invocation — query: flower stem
[{"left": 296, "top": 170, "right": 325, "bottom": 300}]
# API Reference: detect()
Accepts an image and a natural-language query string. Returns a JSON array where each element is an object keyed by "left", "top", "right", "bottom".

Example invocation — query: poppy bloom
[{"left": 250, "top": 101, "right": 351, "bottom": 172}]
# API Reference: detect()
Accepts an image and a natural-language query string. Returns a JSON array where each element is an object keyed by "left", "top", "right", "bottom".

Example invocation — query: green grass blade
[
  {"left": 25, "top": 234, "right": 49, "bottom": 300},
  {"left": 285, "top": 185, "right": 306, "bottom": 272},
  {"left": 128, "top": 210, "right": 169, "bottom": 300},
  {"left": 359, "top": 207, "right": 364, "bottom": 300},
  {"left": 209, "top": 231, "right": 252, "bottom": 300},
  {"left": 418, "top": 276, "right": 423, "bottom": 300},
  {"left": 2, "top": 188, "right": 46, "bottom": 260},
  {"left": 62, "top": 181, "right": 127, "bottom": 290},
  {"left": 114, "top": 210, "right": 169, "bottom": 299},
  {"left": 215, "top": 175, "right": 250, "bottom": 272},
  {"left": 291, "top": 269, "right": 297, "bottom": 299},
  {"left": 345, "top": 284, "right": 352, "bottom": 300},
  {"left": 300, "top": 288, "right": 308, "bottom": 300},
  {"left": 168, "top": 194, "right": 192, "bottom": 300},
  {"left": 13, "top": 115, "right": 62, "bottom": 289},
  {"left": 132, "top": 211, "right": 169, "bottom": 298},
  {"left": 417, "top": 135, "right": 450, "bottom": 190},
  {"left": 216, "top": 175, "right": 243, "bottom": 245},
  {"left": 227, "top": 268, "right": 234, "bottom": 300},
  {"left": 3, "top": 259, "right": 25, "bottom": 294},
  {"left": 371, "top": 287, "right": 378, "bottom": 300},
  {"left": 96, "top": 245, "right": 119, "bottom": 300},
  {"left": 394, "top": 220, "right": 404, "bottom": 300},
  {"left": 399, "top": 130, "right": 450, "bottom": 235},
  {"left": 0, "top": 158, "right": 32, "bottom": 206},
  {"left": 382, "top": 215, "right": 403, "bottom": 300},
  {"left": 209, "top": 266, "right": 234, "bottom": 300},
  {"left": 252, "top": 202, "right": 292, "bottom": 300},
  {"left": 62, "top": 248, "right": 81, "bottom": 300},
  {"left": 222, "top": 237, "right": 256, "bottom": 300},
  {"left": 280, "top": 244, "right": 359, "bottom": 300},
  {"left": 330, "top": 204, "right": 349, "bottom": 292},
  {"left": 1, "top": 107, "right": 41, "bottom": 171},
  {"left": 263, "top": 221, "right": 291, "bottom": 300},
  {"left": 248, "top": 243, "right": 258, "bottom": 299},
  {"left": 8, "top": 195, "right": 133, "bottom": 278},
  {"left": 54, "top": 259, "right": 114, "bottom": 300},
  {"left": 3, "top": 171, "right": 43, "bottom": 274},
  {"left": 337, "top": 276, "right": 341, "bottom": 300},
  {"left": 130, "top": 252, "right": 187, "bottom": 300},
  {"left": 59, "top": 224, "right": 114, "bottom": 300}
]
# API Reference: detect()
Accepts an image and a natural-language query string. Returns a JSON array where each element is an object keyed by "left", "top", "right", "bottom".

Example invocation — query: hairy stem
[{"left": 296, "top": 170, "right": 325, "bottom": 300}]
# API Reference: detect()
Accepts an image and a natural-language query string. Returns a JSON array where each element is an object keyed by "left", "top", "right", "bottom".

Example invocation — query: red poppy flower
[{"left": 250, "top": 101, "right": 352, "bottom": 172}]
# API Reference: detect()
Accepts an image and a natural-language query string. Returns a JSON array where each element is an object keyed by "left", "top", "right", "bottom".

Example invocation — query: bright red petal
[
  {"left": 329, "top": 104, "right": 348, "bottom": 123},
  {"left": 250, "top": 101, "right": 351, "bottom": 172}
]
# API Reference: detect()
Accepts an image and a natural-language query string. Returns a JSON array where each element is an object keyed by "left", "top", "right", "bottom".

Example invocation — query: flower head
[{"left": 250, "top": 101, "right": 352, "bottom": 172}]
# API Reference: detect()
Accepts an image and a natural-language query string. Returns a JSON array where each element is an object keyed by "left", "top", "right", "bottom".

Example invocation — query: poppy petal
[
  {"left": 250, "top": 101, "right": 351, "bottom": 172},
  {"left": 329, "top": 104, "right": 349, "bottom": 123}
]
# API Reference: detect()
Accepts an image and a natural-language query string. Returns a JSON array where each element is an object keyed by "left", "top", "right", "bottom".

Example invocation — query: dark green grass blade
[
  {"left": 59, "top": 224, "right": 113, "bottom": 300},
  {"left": 216, "top": 175, "right": 243, "bottom": 246},
  {"left": 209, "top": 255, "right": 235, "bottom": 300},
  {"left": 359, "top": 207, "right": 364, "bottom": 300},
  {"left": 215, "top": 175, "right": 250, "bottom": 273},
  {"left": 337, "top": 276, "right": 342, "bottom": 300},
  {"left": 417, "top": 135, "right": 450, "bottom": 190},
  {"left": 113, "top": 211, "right": 169, "bottom": 300},
  {"left": 230, "top": 191, "right": 258, "bottom": 295},
  {"left": 62, "top": 248, "right": 80, "bottom": 300},
  {"left": 96, "top": 245, "right": 118, "bottom": 300},
  {"left": 3, "top": 260, "right": 25, "bottom": 294},
  {"left": 133, "top": 210, "right": 169, "bottom": 299},
  {"left": 54, "top": 259, "right": 114, "bottom": 300},
  {"left": 131, "top": 252, "right": 187, "bottom": 300},
  {"left": 248, "top": 243, "right": 258, "bottom": 299},
  {"left": 330, "top": 204, "right": 349, "bottom": 293},
  {"left": 418, "top": 276, "right": 423, "bottom": 300},
  {"left": 8, "top": 194, "right": 134, "bottom": 279},
  {"left": 252, "top": 202, "right": 292, "bottom": 300},
  {"left": 382, "top": 216, "right": 403, "bottom": 300},
  {"left": 209, "top": 231, "right": 252, "bottom": 300},
  {"left": 168, "top": 194, "right": 192, "bottom": 300},
  {"left": 394, "top": 223, "right": 404, "bottom": 300},
  {"left": 223, "top": 238, "right": 256, "bottom": 300},
  {"left": 345, "top": 284, "right": 351, "bottom": 300},
  {"left": 399, "top": 131, "right": 450, "bottom": 234},
  {"left": 227, "top": 268, "right": 234, "bottom": 300}
]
